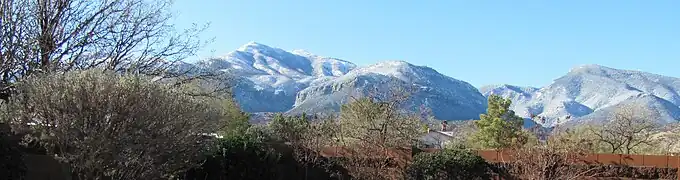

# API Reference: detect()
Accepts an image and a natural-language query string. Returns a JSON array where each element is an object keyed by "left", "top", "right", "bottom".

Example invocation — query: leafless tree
[
  {"left": 334, "top": 86, "right": 425, "bottom": 179},
  {"left": 545, "top": 126, "right": 599, "bottom": 154},
  {"left": 509, "top": 145, "right": 599, "bottom": 180},
  {"left": 339, "top": 84, "right": 423, "bottom": 148},
  {"left": 589, "top": 104, "right": 660, "bottom": 154},
  {"left": 293, "top": 117, "right": 347, "bottom": 179},
  {"left": 498, "top": 125, "right": 602, "bottom": 180},
  {"left": 3, "top": 70, "right": 222, "bottom": 180},
  {"left": 642, "top": 123, "right": 680, "bottom": 155},
  {"left": 0, "top": 0, "right": 219, "bottom": 96},
  {"left": 265, "top": 83, "right": 425, "bottom": 179}
]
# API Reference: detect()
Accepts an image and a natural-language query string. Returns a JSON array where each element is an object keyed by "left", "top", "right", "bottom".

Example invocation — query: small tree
[
  {"left": 508, "top": 125, "right": 600, "bottom": 180},
  {"left": 509, "top": 145, "right": 598, "bottom": 180},
  {"left": 295, "top": 117, "right": 348, "bottom": 179},
  {"left": 471, "top": 95, "right": 525, "bottom": 149},
  {"left": 3, "top": 70, "right": 221, "bottom": 179},
  {"left": 589, "top": 104, "right": 659, "bottom": 154},
  {"left": 338, "top": 97, "right": 423, "bottom": 148},
  {"left": 547, "top": 126, "right": 599, "bottom": 154},
  {"left": 650, "top": 123, "right": 680, "bottom": 155},
  {"left": 335, "top": 87, "right": 425, "bottom": 179},
  {"left": 267, "top": 113, "right": 347, "bottom": 179},
  {"left": 406, "top": 148, "right": 490, "bottom": 180}
]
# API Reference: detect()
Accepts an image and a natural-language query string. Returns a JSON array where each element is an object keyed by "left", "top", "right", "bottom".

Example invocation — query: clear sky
[{"left": 171, "top": 0, "right": 679, "bottom": 88}]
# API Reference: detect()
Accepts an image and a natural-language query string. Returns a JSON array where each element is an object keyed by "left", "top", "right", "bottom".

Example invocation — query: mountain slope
[
  {"left": 479, "top": 84, "right": 537, "bottom": 111},
  {"left": 479, "top": 84, "right": 539, "bottom": 98},
  {"left": 198, "top": 42, "right": 487, "bottom": 120},
  {"left": 289, "top": 61, "right": 487, "bottom": 120},
  {"left": 482, "top": 65, "right": 680, "bottom": 126},
  {"left": 197, "top": 42, "right": 357, "bottom": 112},
  {"left": 566, "top": 94, "right": 680, "bottom": 126}
]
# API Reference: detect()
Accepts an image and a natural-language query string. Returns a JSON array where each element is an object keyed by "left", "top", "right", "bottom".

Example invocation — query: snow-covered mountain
[
  {"left": 478, "top": 84, "right": 538, "bottom": 110},
  {"left": 482, "top": 64, "right": 680, "bottom": 127},
  {"left": 289, "top": 60, "right": 487, "bottom": 120},
  {"left": 196, "top": 42, "right": 357, "bottom": 112},
  {"left": 565, "top": 93, "right": 680, "bottom": 126},
  {"left": 196, "top": 42, "right": 487, "bottom": 120},
  {"left": 192, "top": 42, "right": 680, "bottom": 127}
]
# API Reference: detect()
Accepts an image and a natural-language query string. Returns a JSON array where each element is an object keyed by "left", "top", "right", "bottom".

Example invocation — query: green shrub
[
  {"left": 188, "top": 134, "right": 282, "bottom": 180},
  {"left": 406, "top": 148, "right": 490, "bottom": 180},
  {"left": 267, "top": 113, "right": 310, "bottom": 142}
]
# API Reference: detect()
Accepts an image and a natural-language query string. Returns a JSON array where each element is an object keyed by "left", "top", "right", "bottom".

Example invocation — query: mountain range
[
  {"left": 480, "top": 65, "right": 680, "bottom": 127},
  {"left": 192, "top": 42, "right": 680, "bottom": 127}
]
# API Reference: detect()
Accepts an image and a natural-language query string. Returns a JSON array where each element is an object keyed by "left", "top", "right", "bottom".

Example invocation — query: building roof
[{"left": 428, "top": 129, "right": 455, "bottom": 137}]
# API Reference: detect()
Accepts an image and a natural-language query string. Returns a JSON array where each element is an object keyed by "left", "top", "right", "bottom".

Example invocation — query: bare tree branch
[
  {"left": 589, "top": 104, "right": 660, "bottom": 154},
  {"left": 1, "top": 0, "right": 217, "bottom": 95}
]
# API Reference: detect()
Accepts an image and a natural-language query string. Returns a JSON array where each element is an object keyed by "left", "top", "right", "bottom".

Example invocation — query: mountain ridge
[
  {"left": 197, "top": 42, "right": 487, "bottom": 120},
  {"left": 289, "top": 59, "right": 487, "bottom": 120},
  {"left": 482, "top": 64, "right": 680, "bottom": 127},
  {"left": 191, "top": 42, "right": 680, "bottom": 127}
]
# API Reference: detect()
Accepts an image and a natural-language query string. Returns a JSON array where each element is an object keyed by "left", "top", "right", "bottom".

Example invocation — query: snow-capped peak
[
  {"left": 351, "top": 60, "right": 416, "bottom": 76},
  {"left": 237, "top": 41, "right": 263, "bottom": 51},
  {"left": 568, "top": 64, "right": 619, "bottom": 75},
  {"left": 291, "top": 49, "right": 317, "bottom": 57},
  {"left": 236, "top": 41, "right": 285, "bottom": 54},
  {"left": 574, "top": 64, "right": 605, "bottom": 69},
  {"left": 479, "top": 84, "right": 539, "bottom": 96},
  {"left": 374, "top": 60, "right": 412, "bottom": 67},
  {"left": 336, "top": 60, "right": 454, "bottom": 86},
  {"left": 356, "top": 60, "right": 421, "bottom": 73}
]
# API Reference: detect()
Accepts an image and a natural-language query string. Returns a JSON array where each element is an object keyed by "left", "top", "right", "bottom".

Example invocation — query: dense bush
[
  {"left": 185, "top": 134, "right": 282, "bottom": 180},
  {"left": 406, "top": 148, "right": 490, "bottom": 180},
  {"left": 2, "top": 70, "right": 221, "bottom": 180},
  {"left": 184, "top": 131, "right": 348, "bottom": 180},
  {"left": 268, "top": 113, "right": 310, "bottom": 142},
  {"left": 0, "top": 124, "right": 25, "bottom": 180}
]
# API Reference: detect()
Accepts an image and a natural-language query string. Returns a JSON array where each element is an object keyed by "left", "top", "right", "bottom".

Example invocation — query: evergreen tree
[{"left": 471, "top": 95, "right": 525, "bottom": 149}]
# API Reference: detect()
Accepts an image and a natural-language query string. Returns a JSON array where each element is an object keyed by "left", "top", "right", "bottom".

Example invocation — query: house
[
  {"left": 419, "top": 129, "right": 455, "bottom": 148},
  {"left": 419, "top": 120, "right": 464, "bottom": 148}
]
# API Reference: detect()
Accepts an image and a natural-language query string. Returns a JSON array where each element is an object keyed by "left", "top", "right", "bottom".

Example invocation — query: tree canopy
[{"left": 471, "top": 94, "right": 526, "bottom": 149}]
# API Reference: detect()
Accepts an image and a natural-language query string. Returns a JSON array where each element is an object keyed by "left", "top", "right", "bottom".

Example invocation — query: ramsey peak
[{"left": 194, "top": 42, "right": 487, "bottom": 120}]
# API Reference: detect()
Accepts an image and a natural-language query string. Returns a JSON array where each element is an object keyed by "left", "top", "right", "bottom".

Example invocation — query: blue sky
[{"left": 171, "top": 0, "right": 679, "bottom": 88}]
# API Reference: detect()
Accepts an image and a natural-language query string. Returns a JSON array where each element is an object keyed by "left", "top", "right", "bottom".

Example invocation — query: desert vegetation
[
  {"left": 4, "top": 72, "right": 677, "bottom": 179},
  {"left": 1, "top": 0, "right": 679, "bottom": 180}
]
